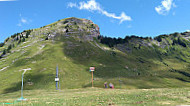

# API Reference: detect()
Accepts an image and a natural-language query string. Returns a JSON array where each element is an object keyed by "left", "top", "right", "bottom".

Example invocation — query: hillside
[{"left": 0, "top": 17, "right": 190, "bottom": 94}]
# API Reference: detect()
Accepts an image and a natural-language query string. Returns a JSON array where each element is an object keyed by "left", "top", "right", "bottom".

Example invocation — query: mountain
[{"left": 0, "top": 17, "right": 190, "bottom": 94}]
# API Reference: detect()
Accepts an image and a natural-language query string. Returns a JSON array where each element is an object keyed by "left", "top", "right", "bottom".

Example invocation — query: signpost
[
  {"left": 55, "top": 66, "right": 59, "bottom": 90},
  {"left": 89, "top": 67, "right": 95, "bottom": 87}
]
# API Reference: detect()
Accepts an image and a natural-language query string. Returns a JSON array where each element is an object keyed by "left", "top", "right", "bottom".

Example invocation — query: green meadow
[
  {"left": 0, "top": 17, "right": 190, "bottom": 105},
  {"left": 0, "top": 88, "right": 190, "bottom": 106}
]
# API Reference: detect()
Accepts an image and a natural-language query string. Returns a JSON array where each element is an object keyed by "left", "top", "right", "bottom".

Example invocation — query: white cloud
[
  {"left": 67, "top": 2, "right": 77, "bottom": 8},
  {"left": 68, "top": 0, "right": 132, "bottom": 24},
  {"left": 0, "top": 0, "right": 17, "bottom": 1},
  {"left": 155, "top": 0, "right": 176, "bottom": 15},
  {"left": 172, "top": 3, "right": 177, "bottom": 8},
  {"left": 21, "top": 18, "right": 27, "bottom": 24},
  {"left": 17, "top": 14, "right": 31, "bottom": 27}
]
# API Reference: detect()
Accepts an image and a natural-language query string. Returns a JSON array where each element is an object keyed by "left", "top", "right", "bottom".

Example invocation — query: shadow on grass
[
  {"left": 82, "top": 83, "right": 92, "bottom": 88},
  {"left": 60, "top": 36, "right": 157, "bottom": 79},
  {"left": 3, "top": 74, "right": 53, "bottom": 94},
  {"left": 58, "top": 36, "right": 190, "bottom": 88},
  {"left": 177, "top": 70, "right": 190, "bottom": 77},
  {"left": 3, "top": 81, "right": 22, "bottom": 94},
  {"left": 171, "top": 69, "right": 190, "bottom": 83},
  {"left": 176, "top": 78, "right": 190, "bottom": 83}
]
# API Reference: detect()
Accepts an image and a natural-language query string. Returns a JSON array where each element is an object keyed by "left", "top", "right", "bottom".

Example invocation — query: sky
[{"left": 0, "top": 0, "right": 190, "bottom": 42}]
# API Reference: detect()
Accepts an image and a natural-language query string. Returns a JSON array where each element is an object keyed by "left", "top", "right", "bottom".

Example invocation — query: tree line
[
  {"left": 98, "top": 35, "right": 152, "bottom": 47},
  {"left": 0, "top": 29, "right": 32, "bottom": 58}
]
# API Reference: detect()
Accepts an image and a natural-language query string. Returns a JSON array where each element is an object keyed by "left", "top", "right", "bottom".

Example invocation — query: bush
[
  {"left": 66, "top": 29, "right": 69, "bottom": 33},
  {"left": 172, "top": 37, "right": 188, "bottom": 47},
  {"left": 154, "top": 36, "right": 162, "bottom": 42},
  {"left": 4, "top": 37, "right": 9, "bottom": 43},
  {"left": 25, "top": 30, "right": 32, "bottom": 38},
  {"left": 16, "top": 36, "right": 19, "bottom": 41},
  {"left": 45, "top": 37, "right": 48, "bottom": 40},
  {"left": 154, "top": 34, "right": 168, "bottom": 42},
  {"left": 63, "top": 20, "right": 69, "bottom": 24},
  {"left": 173, "top": 32, "right": 180, "bottom": 37},
  {"left": 18, "top": 39, "right": 21, "bottom": 44},
  {"left": 0, "top": 43, "right": 4, "bottom": 47},
  {"left": 26, "top": 34, "right": 29, "bottom": 38},
  {"left": 22, "top": 37, "right": 25, "bottom": 42},
  {"left": 178, "top": 37, "right": 187, "bottom": 47},
  {"left": 7, "top": 45, "right": 12, "bottom": 52},
  {"left": 172, "top": 38, "right": 178, "bottom": 45},
  {"left": 3, "top": 49, "right": 6, "bottom": 55}
]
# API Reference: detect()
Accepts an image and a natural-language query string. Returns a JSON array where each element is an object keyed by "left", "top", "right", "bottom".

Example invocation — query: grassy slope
[
  {"left": 0, "top": 33, "right": 190, "bottom": 94},
  {"left": 0, "top": 88, "right": 190, "bottom": 106},
  {"left": 0, "top": 18, "right": 190, "bottom": 94}
]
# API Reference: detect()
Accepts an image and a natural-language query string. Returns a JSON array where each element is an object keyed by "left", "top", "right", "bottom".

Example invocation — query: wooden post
[
  {"left": 92, "top": 71, "right": 93, "bottom": 87},
  {"left": 90, "top": 67, "right": 95, "bottom": 88}
]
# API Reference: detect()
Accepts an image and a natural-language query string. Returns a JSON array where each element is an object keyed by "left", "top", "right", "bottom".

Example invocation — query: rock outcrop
[{"left": 40, "top": 17, "right": 100, "bottom": 41}]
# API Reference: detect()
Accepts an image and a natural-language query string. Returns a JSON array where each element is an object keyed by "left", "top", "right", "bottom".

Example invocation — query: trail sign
[
  {"left": 90, "top": 67, "right": 95, "bottom": 72},
  {"left": 89, "top": 67, "right": 95, "bottom": 87},
  {"left": 55, "top": 78, "right": 59, "bottom": 82}
]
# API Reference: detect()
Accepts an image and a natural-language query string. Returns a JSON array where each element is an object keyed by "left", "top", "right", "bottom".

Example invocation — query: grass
[
  {"left": 0, "top": 17, "right": 190, "bottom": 95},
  {"left": 0, "top": 88, "right": 190, "bottom": 106},
  {"left": 0, "top": 34, "right": 190, "bottom": 94}
]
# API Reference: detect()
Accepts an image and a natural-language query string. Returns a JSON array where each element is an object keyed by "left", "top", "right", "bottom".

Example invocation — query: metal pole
[
  {"left": 21, "top": 73, "right": 24, "bottom": 98},
  {"left": 119, "top": 76, "right": 121, "bottom": 89},
  {"left": 56, "top": 66, "right": 58, "bottom": 90},
  {"left": 17, "top": 69, "right": 31, "bottom": 101},
  {"left": 18, "top": 70, "right": 28, "bottom": 101},
  {"left": 59, "top": 70, "right": 60, "bottom": 90},
  {"left": 92, "top": 71, "right": 93, "bottom": 87}
]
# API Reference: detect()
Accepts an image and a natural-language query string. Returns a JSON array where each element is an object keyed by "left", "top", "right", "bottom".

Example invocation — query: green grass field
[
  {"left": 0, "top": 34, "right": 190, "bottom": 94},
  {"left": 0, "top": 18, "right": 190, "bottom": 106},
  {"left": 0, "top": 88, "right": 190, "bottom": 106}
]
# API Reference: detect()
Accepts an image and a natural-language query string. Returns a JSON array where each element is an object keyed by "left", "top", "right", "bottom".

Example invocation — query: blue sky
[{"left": 0, "top": 0, "right": 190, "bottom": 42}]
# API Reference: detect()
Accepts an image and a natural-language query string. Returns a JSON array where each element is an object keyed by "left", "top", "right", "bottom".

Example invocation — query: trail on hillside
[
  {"left": 0, "top": 66, "right": 9, "bottom": 72},
  {"left": 94, "top": 41, "right": 106, "bottom": 51}
]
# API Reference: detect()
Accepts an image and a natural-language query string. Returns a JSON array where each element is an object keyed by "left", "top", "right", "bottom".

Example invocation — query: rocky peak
[{"left": 42, "top": 17, "right": 100, "bottom": 41}]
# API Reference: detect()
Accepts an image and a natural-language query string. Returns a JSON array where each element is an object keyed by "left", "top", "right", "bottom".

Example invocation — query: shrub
[
  {"left": 172, "top": 37, "right": 188, "bottom": 47},
  {"left": 25, "top": 30, "right": 32, "bottom": 38},
  {"left": 16, "top": 36, "right": 19, "bottom": 41},
  {"left": 22, "top": 37, "right": 25, "bottom": 42},
  {"left": 173, "top": 32, "right": 180, "bottom": 37},
  {"left": 7, "top": 45, "right": 12, "bottom": 51},
  {"left": 178, "top": 37, "right": 187, "bottom": 47},
  {"left": 45, "top": 37, "right": 48, "bottom": 40},
  {"left": 0, "top": 43, "right": 4, "bottom": 47},
  {"left": 4, "top": 37, "right": 9, "bottom": 43},
  {"left": 3, "top": 49, "right": 6, "bottom": 55},
  {"left": 63, "top": 20, "right": 69, "bottom": 24},
  {"left": 18, "top": 39, "right": 21, "bottom": 44}
]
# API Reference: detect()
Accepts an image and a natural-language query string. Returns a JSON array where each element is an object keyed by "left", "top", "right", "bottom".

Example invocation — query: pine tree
[
  {"left": 26, "top": 34, "right": 28, "bottom": 38},
  {"left": 18, "top": 39, "right": 21, "bottom": 44},
  {"left": 3, "top": 49, "right": 6, "bottom": 55},
  {"left": 7, "top": 45, "right": 12, "bottom": 52},
  {"left": 0, "top": 43, "right": 4, "bottom": 47},
  {"left": 22, "top": 37, "right": 25, "bottom": 42}
]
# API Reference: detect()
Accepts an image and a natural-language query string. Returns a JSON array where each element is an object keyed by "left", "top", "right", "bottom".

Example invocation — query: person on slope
[
  {"left": 104, "top": 82, "right": 108, "bottom": 88},
  {"left": 109, "top": 83, "right": 114, "bottom": 89}
]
